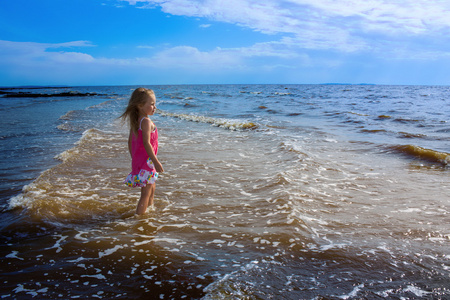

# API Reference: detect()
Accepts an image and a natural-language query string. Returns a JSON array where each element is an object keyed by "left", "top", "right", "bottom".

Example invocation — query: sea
[{"left": 0, "top": 84, "right": 449, "bottom": 299}]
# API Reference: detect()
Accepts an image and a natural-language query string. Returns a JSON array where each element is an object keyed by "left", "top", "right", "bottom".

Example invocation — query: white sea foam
[
  {"left": 67, "top": 257, "right": 91, "bottom": 263},
  {"left": 13, "top": 284, "right": 48, "bottom": 297},
  {"left": 44, "top": 235, "right": 67, "bottom": 253},
  {"left": 320, "top": 242, "right": 348, "bottom": 251},
  {"left": 81, "top": 274, "right": 106, "bottom": 280},
  {"left": 152, "top": 237, "right": 184, "bottom": 245},
  {"left": 158, "top": 110, "right": 258, "bottom": 130},
  {"left": 337, "top": 284, "right": 364, "bottom": 299},
  {"left": 98, "top": 245, "right": 124, "bottom": 258},
  {"left": 134, "top": 240, "right": 153, "bottom": 246},
  {"left": 6, "top": 251, "right": 24, "bottom": 260},
  {"left": 207, "top": 239, "right": 226, "bottom": 245},
  {"left": 403, "top": 285, "right": 431, "bottom": 297}
]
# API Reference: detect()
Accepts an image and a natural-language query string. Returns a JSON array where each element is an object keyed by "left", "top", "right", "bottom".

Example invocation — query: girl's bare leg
[
  {"left": 148, "top": 183, "right": 156, "bottom": 209},
  {"left": 136, "top": 184, "right": 154, "bottom": 215}
]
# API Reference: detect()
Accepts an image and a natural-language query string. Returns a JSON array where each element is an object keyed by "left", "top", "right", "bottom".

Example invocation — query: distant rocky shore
[{"left": 0, "top": 88, "right": 105, "bottom": 98}]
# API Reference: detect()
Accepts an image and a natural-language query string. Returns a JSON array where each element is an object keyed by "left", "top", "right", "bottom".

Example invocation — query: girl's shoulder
[{"left": 140, "top": 117, "right": 155, "bottom": 132}]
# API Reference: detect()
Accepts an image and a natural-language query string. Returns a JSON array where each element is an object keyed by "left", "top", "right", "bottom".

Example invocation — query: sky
[{"left": 1, "top": 0, "right": 450, "bottom": 86}]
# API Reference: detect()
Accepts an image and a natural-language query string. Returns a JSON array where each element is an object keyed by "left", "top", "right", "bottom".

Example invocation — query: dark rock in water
[{"left": 0, "top": 91, "right": 104, "bottom": 98}]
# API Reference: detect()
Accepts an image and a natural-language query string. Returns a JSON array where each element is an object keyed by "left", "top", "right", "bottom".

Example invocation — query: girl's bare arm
[{"left": 141, "top": 118, "right": 164, "bottom": 173}]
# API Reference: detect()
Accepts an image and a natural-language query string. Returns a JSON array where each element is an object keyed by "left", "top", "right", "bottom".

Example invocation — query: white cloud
[
  {"left": 137, "top": 45, "right": 155, "bottom": 49},
  {"left": 0, "top": 40, "right": 99, "bottom": 85},
  {"left": 0, "top": 40, "right": 92, "bottom": 53},
  {"left": 297, "top": 0, "right": 450, "bottom": 34},
  {"left": 142, "top": 0, "right": 450, "bottom": 35},
  {"left": 0, "top": 38, "right": 310, "bottom": 85},
  {"left": 151, "top": 46, "right": 241, "bottom": 69},
  {"left": 149, "top": 41, "right": 305, "bottom": 70},
  {"left": 0, "top": 40, "right": 95, "bottom": 64},
  {"left": 119, "top": 0, "right": 450, "bottom": 54}
]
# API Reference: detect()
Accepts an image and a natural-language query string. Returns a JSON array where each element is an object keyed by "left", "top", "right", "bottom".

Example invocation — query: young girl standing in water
[{"left": 121, "top": 88, "right": 164, "bottom": 215}]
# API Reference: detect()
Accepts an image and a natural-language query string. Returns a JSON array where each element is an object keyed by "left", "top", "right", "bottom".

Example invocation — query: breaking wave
[
  {"left": 158, "top": 110, "right": 258, "bottom": 130},
  {"left": 389, "top": 144, "right": 449, "bottom": 166},
  {"left": 8, "top": 127, "right": 131, "bottom": 221}
]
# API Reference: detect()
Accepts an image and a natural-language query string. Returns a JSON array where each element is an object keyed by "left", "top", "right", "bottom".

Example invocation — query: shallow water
[{"left": 1, "top": 85, "right": 449, "bottom": 299}]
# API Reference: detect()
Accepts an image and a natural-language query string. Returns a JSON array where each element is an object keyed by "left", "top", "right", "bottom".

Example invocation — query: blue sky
[{"left": 1, "top": 0, "right": 450, "bottom": 86}]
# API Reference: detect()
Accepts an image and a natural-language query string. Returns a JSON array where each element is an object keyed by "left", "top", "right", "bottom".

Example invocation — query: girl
[{"left": 120, "top": 88, "right": 164, "bottom": 215}]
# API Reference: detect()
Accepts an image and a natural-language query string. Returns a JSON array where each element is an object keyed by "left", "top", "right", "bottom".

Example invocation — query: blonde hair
[{"left": 120, "top": 88, "right": 156, "bottom": 135}]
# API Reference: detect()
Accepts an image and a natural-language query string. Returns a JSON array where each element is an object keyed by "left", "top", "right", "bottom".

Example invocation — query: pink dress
[{"left": 124, "top": 117, "right": 159, "bottom": 187}]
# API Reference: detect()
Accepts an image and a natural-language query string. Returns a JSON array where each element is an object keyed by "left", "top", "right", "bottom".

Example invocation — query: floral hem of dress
[{"left": 124, "top": 169, "right": 158, "bottom": 187}]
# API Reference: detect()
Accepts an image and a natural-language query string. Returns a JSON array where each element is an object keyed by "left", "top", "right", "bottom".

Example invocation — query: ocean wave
[
  {"left": 56, "top": 123, "right": 74, "bottom": 132},
  {"left": 163, "top": 94, "right": 195, "bottom": 101},
  {"left": 361, "top": 128, "right": 431, "bottom": 139},
  {"left": 8, "top": 127, "right": 130, "bottom": 220},
  {"left": 398, "top": 132, "right": 428, "bottom": 139},
  {"left": 201, "top": 91, "right": 232, "bottom": 97},
  {"left": 360, "top": 128, "right": 446, "bottom": 142},
  {"left": 393, "top": 117, "right": 424, "bottom": 123},
  {"left": 59, "top": 110, "right": 78, "bottom": 120},
  {"left": 55, "top": 128, "right": 124, "bottom": 162},
  {"left": 158, "top": 110, "right": 258, "bottom": 130},
  {"left": 389, "top": 144, "right": 449, "bottom": 166},
  {"left": 55, "top": 128, "right": 102, "bottom": 162},
  {"left": 87, "top": 99, "right": 117, "bottom": 109},
  {"left": 360, "top": 129, "right": 388, "bottom": 134},
  {"left": 279, "top": 141, "right": 309, "bottom": 159},
  {"left": 239, "top": 91, "right": 262, "bottom": 94},
  {"left": 348, "top": 111, "right": 369, "bottom": 117},
  {"left": 377, "top": 115, "right": 424, "bottom": 123},
  {"left": 257, "top": 105, "right": 280, "bottom": 115}
]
